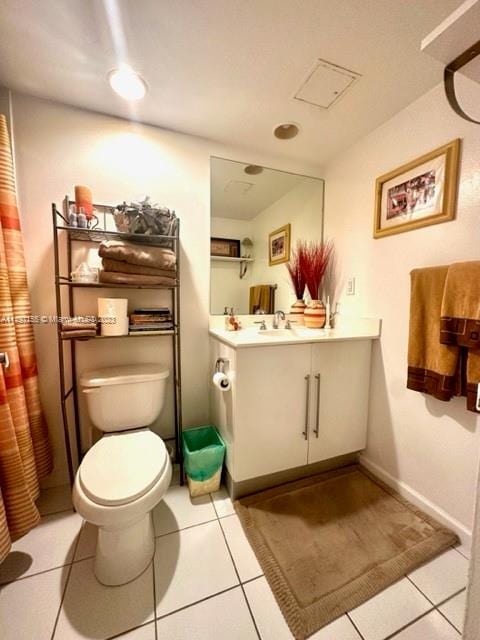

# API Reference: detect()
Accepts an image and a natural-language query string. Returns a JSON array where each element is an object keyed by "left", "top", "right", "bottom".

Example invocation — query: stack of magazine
[{"left": 129, "top": 307, "right": 173, "bottom": 335}]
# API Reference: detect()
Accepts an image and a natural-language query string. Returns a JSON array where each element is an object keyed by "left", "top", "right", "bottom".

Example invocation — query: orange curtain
[{"left": 0, "top": 114, "right": 52, "bottom": 562}]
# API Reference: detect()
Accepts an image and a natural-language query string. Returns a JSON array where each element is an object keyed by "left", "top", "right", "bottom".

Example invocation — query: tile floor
[{"left": 0, "top": 478, "right": 470, "bottom": 640}]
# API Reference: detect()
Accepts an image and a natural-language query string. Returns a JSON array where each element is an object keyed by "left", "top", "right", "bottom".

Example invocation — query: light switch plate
[{"left": 346, "top": 277, "right": 356, "bottom": 295}]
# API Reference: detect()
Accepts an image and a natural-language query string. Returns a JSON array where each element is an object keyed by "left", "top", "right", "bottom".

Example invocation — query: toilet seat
[{"left": 79, "top": 430, "right": 168, "bottom": 507}]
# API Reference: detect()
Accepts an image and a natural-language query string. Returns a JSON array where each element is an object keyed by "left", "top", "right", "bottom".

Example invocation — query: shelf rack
[
  {"left": 52, "top": 196, "right": 183, "bottom": 485},
  {"left": 210, "top": 255, "right": 254, "bottom": 279}
]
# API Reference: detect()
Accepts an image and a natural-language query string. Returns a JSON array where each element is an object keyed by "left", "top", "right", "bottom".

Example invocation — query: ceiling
[
  {"left": 0, "top": 0, "right": 462, "bottom": 167},
  {"left": 211, "top": 157, "right": 320, "bottom": 220}
]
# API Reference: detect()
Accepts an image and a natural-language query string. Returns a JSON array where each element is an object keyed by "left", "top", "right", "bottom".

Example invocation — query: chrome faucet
[{"left": 272, "top": 310, "right": 286, "bottom": 329}]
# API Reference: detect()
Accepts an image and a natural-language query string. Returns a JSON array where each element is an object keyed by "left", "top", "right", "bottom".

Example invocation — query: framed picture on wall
[
  {"left": 268, "top": 223, "right": 291, "bottom": 266},
  {"left": 373, "top": 139, "right": 461, "bottom": 238},
  {"left": 210, "top": 237, "right": 241, "bottom": 257}
]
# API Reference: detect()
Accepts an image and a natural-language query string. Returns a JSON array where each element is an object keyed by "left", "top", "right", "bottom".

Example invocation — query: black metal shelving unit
[{"left": 52, "top": 196, "right": 183, "bottom": 485}]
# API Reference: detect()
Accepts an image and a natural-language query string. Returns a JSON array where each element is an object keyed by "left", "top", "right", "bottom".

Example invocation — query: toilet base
[{"left": 95, "top": 512, "right": 155, "bottom": 586}]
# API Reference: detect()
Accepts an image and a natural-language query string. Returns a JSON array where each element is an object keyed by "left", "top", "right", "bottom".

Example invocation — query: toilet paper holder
[{"left": 215, "top": 357, "right": 229, "bottom": 374}]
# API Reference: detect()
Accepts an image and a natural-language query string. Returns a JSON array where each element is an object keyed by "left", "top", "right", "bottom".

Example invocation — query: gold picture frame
[
  {"left": 269, "top": 224, "right": 291, "bottom": 266},
  {"left": 373, "top": 139, "right": 461, "bottom": 239}
]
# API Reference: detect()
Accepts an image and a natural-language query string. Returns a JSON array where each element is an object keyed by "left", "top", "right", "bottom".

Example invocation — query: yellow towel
[
  {"left": 407, "top": 267, "right": 460, "bottom": 401},
  {"left": 440, "top": 261, "right": 480, "bottom": 347},
  {"left": 440, "top": 261, "right": 480, "bottom": 412},
  {"left": 249, "top": 285, "right": 275, "bottom": 314}
]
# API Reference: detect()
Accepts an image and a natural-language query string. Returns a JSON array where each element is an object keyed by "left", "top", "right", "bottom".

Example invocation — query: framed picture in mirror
[
  {"left": 269, "top": 224, "right": 291, "bottom": 266},
  {"left": 211, "top": 237, "right": 241, "bottom": 258}
]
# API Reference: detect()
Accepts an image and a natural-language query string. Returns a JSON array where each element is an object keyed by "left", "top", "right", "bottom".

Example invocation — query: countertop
[{"left": 209, "top": 318, "right": 381, "bottom": 349}]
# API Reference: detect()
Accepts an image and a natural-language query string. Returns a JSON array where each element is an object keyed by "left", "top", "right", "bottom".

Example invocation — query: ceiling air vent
[{"left": 294, "top": 59, "right": 361, "bottom": 109}]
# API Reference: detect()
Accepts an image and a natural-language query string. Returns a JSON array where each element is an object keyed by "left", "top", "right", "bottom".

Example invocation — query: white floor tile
[
  {"left": 439, "top": 590, "right": 467, "bottom": 633},
  {"left": 0, "top": 511, "right": 82, "bottom": 584},
  {"left": 117, "top": 622, "right": 156, "bottom": 639},
  {"left": 211, "top": 487, "right": 236, "bottom": 518},
  {"left": 0, "top": 567, "right": 66, "bottom": 640},
  {"left": 152, "top": 485, "right": 217, "bottom": 537},
  {"left": 390, "top": 610, "right": 460, "bottom": 639},
  {"left": 220, "top": 514, "right": 262, "bottom": 582},
  {"left": 73, "top": 521, "right": 97, "bottom": 561},
  {"left": 54, "top": 558, "right": 155, "bottom": 639},
  {"left": 244, "top": 576, "right": 361, "bottom": 640},
  {"left": 349, "top": 578, "right": 432, "bottom": 640},
  {"left": 154, "top": 520, "right": 238, "bottom": 618},
  {"left": 36, "top": 484, "right": 72, "bottom": 516},
  {"left": 156, "top": 586, "right": 258, "bottom": 639},
  {"left": 408, "top": 549, "right": 469, "bottom": 604}
]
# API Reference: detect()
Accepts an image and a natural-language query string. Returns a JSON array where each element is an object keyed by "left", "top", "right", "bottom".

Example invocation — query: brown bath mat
[{"left": 235, "top": 465, "right": 458, "bottom": 640}]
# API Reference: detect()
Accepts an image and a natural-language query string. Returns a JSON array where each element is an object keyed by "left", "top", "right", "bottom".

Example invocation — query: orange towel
[
  {"left": 440, "top": 261, "right": 480, "bottom": 412},
  {"left": 407, "top": 267, "right": 460, "bottom": 401}
]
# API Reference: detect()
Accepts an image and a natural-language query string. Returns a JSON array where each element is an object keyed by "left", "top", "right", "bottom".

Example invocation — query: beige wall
[
  {"left": 324, "top": 74, "right": 480, "bottom": 537},
  {"left": 250, "top": 178, "right": 324, "bottom": 312},
  {"left": 11, "top": 93, "right": 322, "bottom": 487},
  {"left": 210, "top": 217, "right": 253, "bottom": 315}
]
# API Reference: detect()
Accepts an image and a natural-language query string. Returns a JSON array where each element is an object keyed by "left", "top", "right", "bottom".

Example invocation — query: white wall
[
  {"left": 210, "top": 217, "right": 253, "bottom": 314},
  {"left": 11, "top": 93, "right": 322, "bottom": 486},
  {"left": 250, "top": 178, "right": 324, "bottom": 312},
  {"left": 324, "top": 75, "right": 480, "bottom": 534}
]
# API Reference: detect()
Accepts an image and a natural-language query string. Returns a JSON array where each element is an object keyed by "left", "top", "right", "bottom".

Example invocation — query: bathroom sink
[{"left": 260, "top": 329, "right": 296, "bottom": 337}]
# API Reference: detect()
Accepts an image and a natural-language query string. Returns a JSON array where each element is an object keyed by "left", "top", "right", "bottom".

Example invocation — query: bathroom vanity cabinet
[{"left": 209, "top": 321, "right": 380, "bottom": 492}]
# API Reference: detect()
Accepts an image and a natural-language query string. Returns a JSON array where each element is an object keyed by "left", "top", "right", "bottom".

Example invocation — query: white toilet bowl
[{"left": 73, "top": 364, "right": 172, "bottom": 586}]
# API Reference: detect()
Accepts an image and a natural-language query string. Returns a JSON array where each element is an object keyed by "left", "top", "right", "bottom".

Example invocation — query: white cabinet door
[
  {"left": 308, "top": 341, "right": 372, "bottom": 463},
  {"left": 234, "top": 344, "right": 311, "bottom": 481}
]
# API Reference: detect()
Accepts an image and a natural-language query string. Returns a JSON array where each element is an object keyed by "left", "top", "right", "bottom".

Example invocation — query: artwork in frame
[
  {"left": 373, "top": 139, "right": 461, "bottom": 238},
  {"left": 210, "top": 237, "right": 241, "bottom": 258},
  {"left": 269, "top": 223, "right": 291, "bottom": 266}
]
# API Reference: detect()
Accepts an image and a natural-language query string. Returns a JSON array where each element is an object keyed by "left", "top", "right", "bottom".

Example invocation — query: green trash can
[{"left": 183, "top": 426, "right": 226, "bottom": 497}]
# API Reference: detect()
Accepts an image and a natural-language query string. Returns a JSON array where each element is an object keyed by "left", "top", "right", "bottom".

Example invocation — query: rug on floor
[{"left": 234, "top": 464, "right": 458, "bottom": 640}]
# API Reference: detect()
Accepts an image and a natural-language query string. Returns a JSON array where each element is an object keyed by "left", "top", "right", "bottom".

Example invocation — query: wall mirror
[{"left": 210, "top": 157, "right": 324, "bottom": 315}]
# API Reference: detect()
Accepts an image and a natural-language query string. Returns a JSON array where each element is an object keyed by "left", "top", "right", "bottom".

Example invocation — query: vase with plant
[
  {"left": 300, "top": 240, "right": 333, "bottom": 329},
  {"left": 285, "top": 242, "right": 307, "bottom": 325}
]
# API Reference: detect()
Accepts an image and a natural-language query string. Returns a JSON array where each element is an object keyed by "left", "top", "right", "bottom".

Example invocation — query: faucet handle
[
  {"left": 254, "top": 320, "right": 267, "bottom": 331},
  {"left": 285, "top": 319, "right": 297, "bottom": 330}
]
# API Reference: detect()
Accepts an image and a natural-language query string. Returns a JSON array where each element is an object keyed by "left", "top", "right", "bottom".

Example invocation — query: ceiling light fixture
[
  {"left": 273, "top": 123, "right": 300, "bottom": 140},
  {"left": 109, "top": 65, "right": 147, "bottom": 101},
  {"left": 244, "top": 164, "right": 263, "bottom": 175}
]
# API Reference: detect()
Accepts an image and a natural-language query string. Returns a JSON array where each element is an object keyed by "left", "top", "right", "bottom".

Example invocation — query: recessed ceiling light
[
  {"left": 109, "top": 65, "right": 147, "bottom": 101},
  {"left": 273, "top": 123, "right": 300, "bottom": 140},
  {"left": 244, "top": 164, "right": 263, "bottom": 175}
]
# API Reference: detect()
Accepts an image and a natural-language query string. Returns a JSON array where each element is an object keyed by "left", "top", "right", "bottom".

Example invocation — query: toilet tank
[{"left": 80, "top": 364, "right": 169, "bottom": 432}]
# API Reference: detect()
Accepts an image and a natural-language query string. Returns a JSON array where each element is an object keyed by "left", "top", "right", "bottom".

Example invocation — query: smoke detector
[{"left": 294, "top": 59, "right": 361, "bottom": 109}]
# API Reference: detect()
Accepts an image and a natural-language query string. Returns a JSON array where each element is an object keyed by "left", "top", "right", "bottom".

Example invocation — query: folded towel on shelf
[
  {"left": 407, "top": 266, "right": 460, "bottom": 401},
  {"left": 61, "top": 329, "right": 97, "bottom": 339},
  {"left": 60, "top": 317, "right": 97, "bottom": 332},
  {"left": 440, "top": 261, "right": 480, "bottom": 411},
  {"left": 102, "top": 258, "right": 175, "bottom": 277},
  {"left": 99, "top": 270, "right": 176, "bottom": 286},
  {"left": 99, "top": 240, "right": 176, "bottom": 270}
]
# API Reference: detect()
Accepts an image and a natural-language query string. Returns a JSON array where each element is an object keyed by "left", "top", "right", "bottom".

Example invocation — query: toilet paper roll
[{"left": 213, "top": 371, "right": 231, "bottom": 392}]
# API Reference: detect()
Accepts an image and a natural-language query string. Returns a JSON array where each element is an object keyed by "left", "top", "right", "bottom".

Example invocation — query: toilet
[{"left": 72, "top": 363, "right": 172, "bottom": 586}]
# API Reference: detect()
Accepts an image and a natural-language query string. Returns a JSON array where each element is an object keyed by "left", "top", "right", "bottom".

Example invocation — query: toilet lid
[{"left": 79, "top": 430, "right": 169, "bottom": 506}]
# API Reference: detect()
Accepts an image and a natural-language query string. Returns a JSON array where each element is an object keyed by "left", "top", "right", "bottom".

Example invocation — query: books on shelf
[{"left": 129, "top": 307, "right": 173, "bottom": 335}]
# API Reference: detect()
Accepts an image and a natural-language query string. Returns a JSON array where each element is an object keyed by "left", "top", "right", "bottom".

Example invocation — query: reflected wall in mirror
[{"left": 210, "top": 157, "right": 324, "bottom": 315}]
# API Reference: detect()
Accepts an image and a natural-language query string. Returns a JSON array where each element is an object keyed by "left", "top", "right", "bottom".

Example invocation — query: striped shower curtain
[{"left": 0, "top": 114, "right": 52, "bottom": 563}]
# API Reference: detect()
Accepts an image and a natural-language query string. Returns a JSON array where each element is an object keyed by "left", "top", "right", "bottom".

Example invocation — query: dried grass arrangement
[
  {"left": 286, "top": 242, "right": 307, "bottom": 300},
  {"left": 299, "top": 240, "right": 334, "bottom": 300}
]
